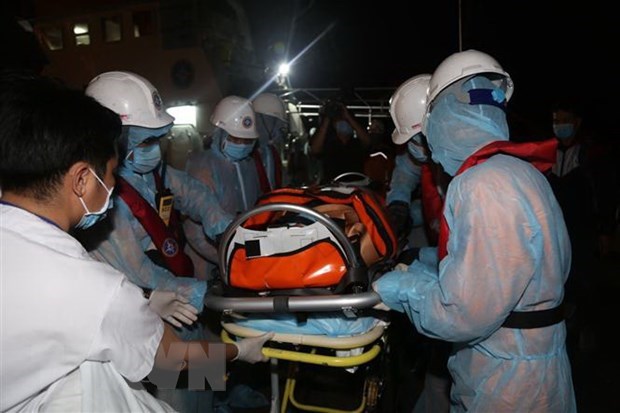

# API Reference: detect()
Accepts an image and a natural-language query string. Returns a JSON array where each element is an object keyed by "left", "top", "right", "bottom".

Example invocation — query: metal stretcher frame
[
  {"left": 221, "top": 320, "right": 388, "bottom": 413},
  {"left": 221, "top": 320, "right": 386, "bottom": 366},
  {"left": 203, "top": 203, "right": 383, "bottom": 314},
  {"left": 209, "top": 201, "right": 393, "bottom": 412}
]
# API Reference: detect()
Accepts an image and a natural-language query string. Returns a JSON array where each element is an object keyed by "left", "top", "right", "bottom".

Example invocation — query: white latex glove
[
  {"left": 371, "top": 282, "right": 391, "bottom": 311},
  {"left": 373, "top": 301, "right": 391, "bottom": 311},
  {"left": 148, "top": 290, "right": 199, "bottom": 328},
  {"left": 233, "top": 332, "right": 275, "bottom": 364},
  {"left": 394, "top": 263, "right": 409, "bottom": 272}
]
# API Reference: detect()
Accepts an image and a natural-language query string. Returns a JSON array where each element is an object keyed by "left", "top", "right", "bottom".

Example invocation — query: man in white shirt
[{"left": 0, "top": 70, "right": 272, "bottom": 412}]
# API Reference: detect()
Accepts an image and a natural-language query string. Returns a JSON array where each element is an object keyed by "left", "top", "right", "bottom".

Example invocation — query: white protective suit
[
  {"left": 0, "top": 204, "right": 171, "bottom": 412},
  {"left": 374, "top": 76, "right": 576, "bottom": 412},
  {"left": 183, "top": 129, "right": 263, "bottom": 280}
]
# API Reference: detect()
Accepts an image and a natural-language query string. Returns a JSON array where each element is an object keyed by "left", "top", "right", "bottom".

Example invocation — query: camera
[{"left": 323, "top": 100, "right": 343, "bottom": 118}]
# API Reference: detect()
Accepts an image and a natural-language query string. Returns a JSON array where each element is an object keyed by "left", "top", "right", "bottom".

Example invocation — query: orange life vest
[{"left": 225, "top": 185, "right": 397, "bottom": 292}]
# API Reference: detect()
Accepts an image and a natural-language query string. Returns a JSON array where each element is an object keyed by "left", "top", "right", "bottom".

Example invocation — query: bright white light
[
  {"left": 73, "top": 24, "right": 88, "bottom": 35},
  {"left": 278, "top": 62, "right": 290, "bottom": 76},
  {"left": 167, "top": 105, "right": 197, "bottom": 126},
  {"left": 248, "top": 22, "right": 335, "bottom": 99}
]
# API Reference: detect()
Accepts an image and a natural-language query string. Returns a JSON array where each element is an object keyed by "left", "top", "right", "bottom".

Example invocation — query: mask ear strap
[
  {"left": 87, "top": 168, "right": 112, "bottom": 194},
  {"left": 78, "top": 196, "right": 91, "bottom": 214}
]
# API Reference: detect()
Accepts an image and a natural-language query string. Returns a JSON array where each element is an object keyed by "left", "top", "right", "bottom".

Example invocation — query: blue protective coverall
[
  {"left": 84, "top": 124, "right": 232, "bottom": 413},
  {"left": 375, "top": 76, "right": 576, "bottom": 412},
  {"left": 386, "top": 151, "right": 422, "bottom": 205},
  {"left": 89, "top": 135, "right": 233, "bottom": 313},
  {"left": 183, "top": 129, "right": 263, "bottom": 280}
]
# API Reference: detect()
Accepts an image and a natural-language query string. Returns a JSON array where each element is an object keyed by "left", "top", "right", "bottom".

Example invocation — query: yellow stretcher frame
[{"left": 221, "top": 320, "right": 389, "bottom": 413}]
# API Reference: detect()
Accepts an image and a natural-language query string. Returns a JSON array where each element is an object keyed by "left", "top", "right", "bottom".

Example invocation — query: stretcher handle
[
  {"left": 332, "top": 171, "right": 372, "bottom": 187},
  {"left": 218, "top": 202, "right": 362, "bottom": 280},
  {"left": 204, "top": 287, "right": 382, "bottom": 313}
]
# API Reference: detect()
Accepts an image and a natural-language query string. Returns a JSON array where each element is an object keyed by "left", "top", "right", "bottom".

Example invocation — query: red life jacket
[
  {"left": 437, "top": 138, "right": 558, "bottom": 260},
  {"left": 420, "top": 163, "right": 444, "bottom": 246},
  {"left": 116, "top": 172, "right": 194, "bottom": 277}
]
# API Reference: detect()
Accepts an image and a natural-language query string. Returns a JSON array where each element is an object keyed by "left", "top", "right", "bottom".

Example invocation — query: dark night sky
[
  {"left": 2, "top": 1, "right": 618, "bottom": 137},
  {"left": 243, "top": 0, "right": 619, "bottom": 137}
]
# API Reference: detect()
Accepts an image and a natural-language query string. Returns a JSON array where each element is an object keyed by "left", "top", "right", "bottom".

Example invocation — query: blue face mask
[
  {"left": 223, "top": 139, "right": 255, "bottom": 161},
  {"left": 335, "top": 120, "right": 353, "bottom": 136},
  {"left": 407, "top": 134, "right": 428, "bottom": 162},
  {"left": 75, "top": 168, "right": 114, "bottom": 230},
  {"left": 553, "top": 123, "right": 575, "bottom": 140},
  {"left": 127, "top": 143, "right": 161, "bottom": 174}
]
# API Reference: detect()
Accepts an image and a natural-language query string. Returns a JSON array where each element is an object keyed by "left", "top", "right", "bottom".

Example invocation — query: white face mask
[{"left": 75, "top": 168, "right": 114, "bottom": 229}]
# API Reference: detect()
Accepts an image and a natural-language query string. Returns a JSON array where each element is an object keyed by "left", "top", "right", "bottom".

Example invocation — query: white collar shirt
[{"left": 0, "top": 204, "right": 164, "bottom": 412}]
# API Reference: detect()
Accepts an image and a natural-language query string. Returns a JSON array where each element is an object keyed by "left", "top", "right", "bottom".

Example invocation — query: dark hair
[
  {"left": 551, "top": 96, "right": 583, "bottom": 118},
  {"left": 0, "top": 69, "right": 121, "bottom": 200}
]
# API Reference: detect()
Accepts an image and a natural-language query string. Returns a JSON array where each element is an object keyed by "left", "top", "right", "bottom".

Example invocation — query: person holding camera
[{"left": 309, "top": 100, "right": 371, "bottom": 183}]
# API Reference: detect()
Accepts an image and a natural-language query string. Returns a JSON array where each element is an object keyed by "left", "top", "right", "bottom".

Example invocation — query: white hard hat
[
  {"left": 389, "top": 74, "right": 431, "bottom": 145},
  {"left": 427, "top": 49, "right": 513, "bottom": 106},
  {"left": 422, "top": 49, "right": 514, "bottom": 134},
  {"left": 85, "top": 71, "right": 174, "bottom": 128},
  {"left": 210, "top": 95, "right": 259, "bottom": 139},
  {"left": 252, "top": 92, "right": 287, "bottom": 122}
]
